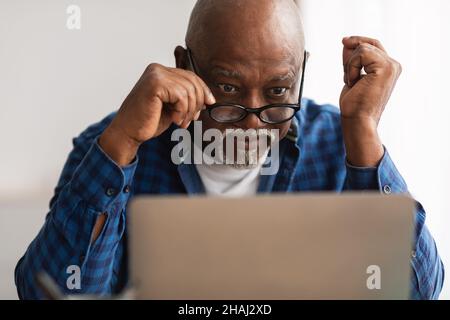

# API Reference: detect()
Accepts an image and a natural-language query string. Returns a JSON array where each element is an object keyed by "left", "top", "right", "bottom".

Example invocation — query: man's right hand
[{"left": 99, "top": 63, "right": 216, "bottom": 166}]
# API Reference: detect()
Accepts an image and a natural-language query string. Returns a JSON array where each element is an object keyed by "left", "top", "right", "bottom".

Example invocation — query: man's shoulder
[
  {"left": 295, "top": 98, "right": 342, "bottom": 133},
  {"left": 299, "top": 98, "right": 341, "bottom": 122},
  {"left": 293, "top": 98, "right": 344, "bottom": 146}
]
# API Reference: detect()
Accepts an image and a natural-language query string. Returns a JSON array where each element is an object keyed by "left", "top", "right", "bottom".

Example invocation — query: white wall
[{"left": 0, "top": 0, "right": 448, "bottom": 299}]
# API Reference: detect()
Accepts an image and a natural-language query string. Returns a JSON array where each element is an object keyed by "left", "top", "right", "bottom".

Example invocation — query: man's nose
[
  {"left": 240, "top": 113, "right": 262, "bottom": 129},
  {"left": 239, "top": 91, "right": 265, "bottom": 129}
]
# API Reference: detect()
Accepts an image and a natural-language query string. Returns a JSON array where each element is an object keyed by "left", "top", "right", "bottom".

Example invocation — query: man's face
[
  {"left": 188, "top": 44, "right": 302, "bottom": 141},
  {"left": 175, "top": 0, "right": 305, "bottom": 168}
]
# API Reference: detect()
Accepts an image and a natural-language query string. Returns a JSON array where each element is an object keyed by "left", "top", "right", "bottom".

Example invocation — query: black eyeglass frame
[{"left": 186, "top": 47, "right": 308, "bottom": 125}]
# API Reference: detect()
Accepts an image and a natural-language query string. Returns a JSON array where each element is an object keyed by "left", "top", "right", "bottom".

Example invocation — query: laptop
[{"left": 128, "top": 193, "right": 415, "bottom": 300}]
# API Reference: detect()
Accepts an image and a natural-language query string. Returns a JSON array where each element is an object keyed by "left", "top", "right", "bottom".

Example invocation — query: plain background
[{"left": 0, "top": 0, "right": 449, "bottom": 299}]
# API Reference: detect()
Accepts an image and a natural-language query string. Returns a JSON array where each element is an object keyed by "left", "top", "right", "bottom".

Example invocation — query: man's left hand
[{"left": 339, "top": 36, "right": 402, "bottom": 167}]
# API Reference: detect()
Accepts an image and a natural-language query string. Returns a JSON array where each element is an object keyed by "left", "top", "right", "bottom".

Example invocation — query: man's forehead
[
  {"left": 210, "top": 64, "right": 298, "bottom": 82},
  {"left": 202, "top": 46, "right": 302, "bottom": 81}
]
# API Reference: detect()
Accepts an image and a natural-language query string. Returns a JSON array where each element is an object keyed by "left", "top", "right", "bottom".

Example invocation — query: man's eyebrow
[
  {"left": 211, "top": 67, "right": 242, "bottom": 79},
  {"left": 269, "top": 71, "right": 297, "bottom": 82}
]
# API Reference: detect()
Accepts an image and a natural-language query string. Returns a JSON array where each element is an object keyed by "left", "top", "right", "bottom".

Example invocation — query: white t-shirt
[
  {"left": 194, "top": 144, "right": 268, "bottom": 197},
  {"left": 196, "top": 162, "right": 262, "bottom": 197}
]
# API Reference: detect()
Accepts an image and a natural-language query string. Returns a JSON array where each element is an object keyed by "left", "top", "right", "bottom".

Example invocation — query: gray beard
[{"left": 219, "top": 129, "right": 276, "bottom": 170}]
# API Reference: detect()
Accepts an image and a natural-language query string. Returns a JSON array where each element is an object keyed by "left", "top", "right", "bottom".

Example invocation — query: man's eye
[
  {"left": 218, "top": 84, "right": 238, "bottom": 94},
  {"left": 269, "top": 87, "right": 288, "bottom": 96}
]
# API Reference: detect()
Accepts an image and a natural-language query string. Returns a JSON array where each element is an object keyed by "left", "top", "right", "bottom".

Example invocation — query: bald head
[{"left": 186, "top": 0, "right": 305, "bottom": 63}]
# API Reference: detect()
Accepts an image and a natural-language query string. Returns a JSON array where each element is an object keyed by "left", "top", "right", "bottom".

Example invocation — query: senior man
[{"left": 15, "top": 0, "right": 444, "bottom": 299}]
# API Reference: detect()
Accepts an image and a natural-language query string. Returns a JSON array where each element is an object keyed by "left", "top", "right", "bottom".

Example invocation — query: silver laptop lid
[{"left": 128, "top": 193, "right": 415, "bottom": 300}]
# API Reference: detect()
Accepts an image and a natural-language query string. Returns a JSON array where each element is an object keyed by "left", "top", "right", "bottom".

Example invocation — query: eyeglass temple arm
[
  {"left": 186, "top": 47, "right": 200, "bottom": 75},
  {"left": 298, "top": 50, "right": 308, "bottom": 107}
]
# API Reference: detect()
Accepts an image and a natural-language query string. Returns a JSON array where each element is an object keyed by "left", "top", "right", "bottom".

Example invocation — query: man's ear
[{"left": 174, "top": 46, "right": 188, "bottom": 69}]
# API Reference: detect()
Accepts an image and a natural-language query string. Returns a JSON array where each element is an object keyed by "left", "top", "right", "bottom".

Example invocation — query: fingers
[
  {"left": 347, "top": 45, "right": 382, "bottom": 86},
  {"left": 187, "top": 70, "right": 216, "bottom": 105},
  {"left": 164, "top": 80, "right": 189, "bottom": 127},
  {"left": 171, "top": 76, "right": 197, "bottom": 128},
  {"left": 173, "top": 69, "right": 205, "bottom": 122},
  {"left": 342, "top": 37, "right": 389, "bottom": 87},
  {"left": 342, "top": 36, "right": 386, "bottom": 52},
  {"left": 167, "top": 68, "right": 216, "bottom": 128},
  {"left": 173, "top": 68, "right": 216, "bottom": 105}
]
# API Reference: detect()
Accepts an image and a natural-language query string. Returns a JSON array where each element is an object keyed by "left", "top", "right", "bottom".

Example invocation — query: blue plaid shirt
[{"left": 15, "top": 99, "right": 444, "bottom": 299}]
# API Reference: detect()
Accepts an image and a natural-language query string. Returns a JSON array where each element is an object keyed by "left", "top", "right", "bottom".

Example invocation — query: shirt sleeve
[
  {"left": 14, "top": 131, "right": 138, "bottom": 299},
  {"left": 344, "top": 147, "right": 445, "bottom": 300}
]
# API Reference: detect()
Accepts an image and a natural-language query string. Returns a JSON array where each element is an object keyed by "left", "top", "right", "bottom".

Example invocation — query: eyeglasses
[{"left": 186, "top": 48, "right": 308, "bottom": 125}]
